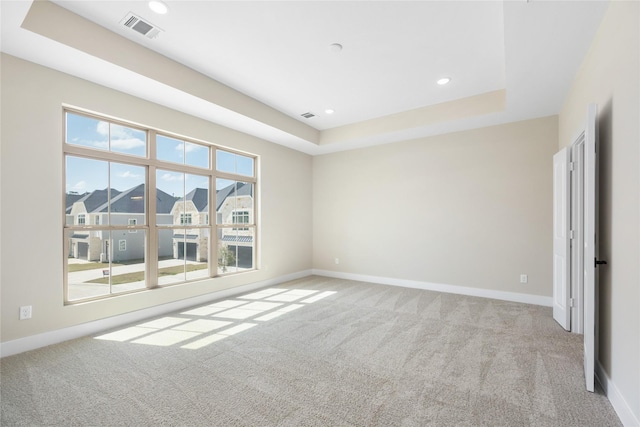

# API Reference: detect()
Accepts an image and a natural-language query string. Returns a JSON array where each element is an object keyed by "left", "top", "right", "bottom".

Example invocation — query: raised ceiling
[{"left": 1, "top": 1, "right": 609, "bottom": 155}]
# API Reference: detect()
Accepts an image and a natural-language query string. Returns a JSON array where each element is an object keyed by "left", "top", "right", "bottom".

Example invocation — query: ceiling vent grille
[
  {"left": 120, "top": 13, "right": 163, "bottom": 39},
  {"left": 301, "top": 112, "right": 315, "bottom": 119}
]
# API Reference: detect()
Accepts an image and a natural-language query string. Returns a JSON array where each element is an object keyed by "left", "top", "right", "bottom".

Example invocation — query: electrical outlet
[
  {"left": 520, "top": 274, "right": 528, "bottom": 284},
  {"left": 334, "top": 258, "right": 340, "bottom": 265},
  {"left": 19, "top": 305, "right": 32, "bottom": 320}
]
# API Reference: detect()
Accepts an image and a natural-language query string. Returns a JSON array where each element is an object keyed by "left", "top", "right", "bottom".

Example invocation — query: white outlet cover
[{"left": 19, "top": 306, "right": 32, "bottom": 320}]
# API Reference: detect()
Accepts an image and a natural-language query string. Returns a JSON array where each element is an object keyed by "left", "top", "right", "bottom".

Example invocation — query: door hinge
[
  {"left": 569, "top": 229, "right": 575, "bottom": 239},
  {"left": 569, "top": 161, "right": 575, "bottom": 172},
  {"left": 570, "top": 298, "right": 576, "bottom": 308}
]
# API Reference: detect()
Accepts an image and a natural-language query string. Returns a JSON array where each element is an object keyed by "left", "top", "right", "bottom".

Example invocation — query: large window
[{"left": 64, "top": 110, "right": 257, "bottom": 303}]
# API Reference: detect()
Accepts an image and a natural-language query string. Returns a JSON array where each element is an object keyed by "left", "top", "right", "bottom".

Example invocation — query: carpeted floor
[{"left": 1, "top": 276, "right": 622, "bottom": 426}]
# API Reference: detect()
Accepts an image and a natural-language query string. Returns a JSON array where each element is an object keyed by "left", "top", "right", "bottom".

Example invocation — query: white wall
[
  {"left": 559, "top": 1, "right": 640, "bottom": 423},
  {"left": 313, "top": 116, "right": 558, "bottom": 298},
  {"left": 0, "top": 54, "right": 312, "bottom": 343}
]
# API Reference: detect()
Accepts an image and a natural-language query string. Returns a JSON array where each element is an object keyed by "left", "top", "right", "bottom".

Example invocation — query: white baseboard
[
  {"left": 311, "top": 269, "right": 553, "bottom": 307},
  {"left": 596, "top": 361, "right": 640, "bottom": 427},
  {"left": 0, "top": 270, "right": 311, "bottom": 358}
]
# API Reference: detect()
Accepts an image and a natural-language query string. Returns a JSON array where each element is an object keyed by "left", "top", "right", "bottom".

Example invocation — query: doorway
[{"left": 552, "top": 104, "right": 599, "bottom": 392}]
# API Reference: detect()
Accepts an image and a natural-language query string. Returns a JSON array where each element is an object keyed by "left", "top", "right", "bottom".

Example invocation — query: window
[
  {"left": 232, "top": 210, "right": 250, "bottom": 231},
  {"left": 64, "top": 110, "right": 258, "bottom": 303},
  {"left": 232, "top": 211, "right": 250, "bottom": 224},
  {"left": 180, "top": 213, "right": 192, "bottom": 225}
]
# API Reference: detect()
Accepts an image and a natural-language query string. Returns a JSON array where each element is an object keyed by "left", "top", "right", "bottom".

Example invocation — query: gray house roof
[
  {"left": 215, "top": 182, "right": 253, "bottom": 211},
  {"left": 178, "top": 188, "right": 209, "bottom": 213},
  {"left": 67, "top": 185, "right": 177, "bottom": 214},
  {"left": 68, "top": 183, "right": 252, "bottom": 216},
  {"left": 65, "top": 192, "right": 86, "bottom": 213},
  {"left": 66, "top": 189, "right": 121, "bottom": 214}
]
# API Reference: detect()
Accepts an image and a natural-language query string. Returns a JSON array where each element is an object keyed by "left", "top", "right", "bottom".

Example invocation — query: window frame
[{"left": 63, "top": 108, "right": 258, "bottom": 305}]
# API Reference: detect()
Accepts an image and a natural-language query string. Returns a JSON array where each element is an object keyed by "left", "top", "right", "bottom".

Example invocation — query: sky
[{"left": 65, "top": 113, "right": 254, "bottom": 197}]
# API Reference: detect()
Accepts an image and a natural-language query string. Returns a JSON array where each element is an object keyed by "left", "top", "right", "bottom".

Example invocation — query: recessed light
[
  {"left": 149, "top": 1, "right": 168, "bottom": 14},
  {"left": 325, "top": 109, "right": 335, "bottom": 114},
  {"left": 437, "top": 77, "right": 451, "bottom": 85}
]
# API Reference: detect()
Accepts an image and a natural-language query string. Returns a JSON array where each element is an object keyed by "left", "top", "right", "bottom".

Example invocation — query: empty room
[{"left": 1, "top": 1, "right": 638, "bottom": 426}]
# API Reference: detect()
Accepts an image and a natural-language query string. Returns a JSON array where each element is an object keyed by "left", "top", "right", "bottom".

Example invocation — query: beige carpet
[{"left": 1, "top": 276, "right": 621, "bottom": 426}]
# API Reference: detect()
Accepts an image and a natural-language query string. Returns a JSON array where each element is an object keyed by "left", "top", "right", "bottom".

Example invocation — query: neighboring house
[
  {"left": 169, "top": 182, "right": 254, "bottom": 267},
  {"left": 171, "top": 187, "right": 210, "bottom": 262},
  {"left": 67, "top": 182, "right": 254, "bottom": 266},
  {"left": 66, "top": 184, "right": 176, "bottom": 262}
]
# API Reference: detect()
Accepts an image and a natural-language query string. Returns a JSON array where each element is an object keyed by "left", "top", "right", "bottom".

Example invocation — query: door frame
[
  {"left": 570, "top": 139, "right": 585, "bottom": 334},
  {"left": 553, "top": 104, "right": 598, "bottom": 392}
]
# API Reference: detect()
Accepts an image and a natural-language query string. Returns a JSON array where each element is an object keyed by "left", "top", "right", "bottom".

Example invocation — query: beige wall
[
  {"left": 0, "top": 54, "right": 313, "bottom": 343},
  {"left": 559, "top": 0, "right": 640, "bottom": 421},
  {"left": 313, "top": 116, "right": 558, "bottom": 297}
]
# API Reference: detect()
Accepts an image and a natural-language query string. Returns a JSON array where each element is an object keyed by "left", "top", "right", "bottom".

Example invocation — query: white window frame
[{"left": 63, "top": 108, "right": 258, "bottom": 304}]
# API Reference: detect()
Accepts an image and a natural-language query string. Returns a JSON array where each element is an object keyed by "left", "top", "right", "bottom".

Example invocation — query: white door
[
  {"left": 583, "top": 104, "right": 598, "bottom": 392},
  {"left": 553, "top": 147, "right": 571, "bottom": 330}
]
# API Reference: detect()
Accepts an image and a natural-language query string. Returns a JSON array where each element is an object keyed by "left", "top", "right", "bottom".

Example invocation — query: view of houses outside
[{"left": 65, "top": 111, "right": 256, "bottom": 302}]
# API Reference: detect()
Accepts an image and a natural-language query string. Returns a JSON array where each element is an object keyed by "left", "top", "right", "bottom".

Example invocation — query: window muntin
[{"left": 64, "top": 110, "right": 257, "bottom": 303}]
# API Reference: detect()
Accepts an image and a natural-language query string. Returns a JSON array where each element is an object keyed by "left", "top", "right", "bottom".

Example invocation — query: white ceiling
[{"left": 1, "top": 0, "right": 609, "bottom": 155}]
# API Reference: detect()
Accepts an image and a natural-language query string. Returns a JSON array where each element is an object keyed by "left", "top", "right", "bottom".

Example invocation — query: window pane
[
  {"left": 186, "top": 173, "right": 209, "bottom": 225},
  {"left": 185, "top": 142, "right": 209, "bottom": 169},
  {"left": 67, "top": 229, "right": 111, "bottom": 301},
  {"left": 156, "top": 135, "right": 183, "bottom": 164},
  {"left": 109, "top": 123, "right": 146, "bottom": 157},
  {"left": 158, "top": 228, "right": 209, "bottom": 286},
  {"left": 65, "top": 113, "right": 108, "bottom": 151},
  {"left": 110, "top": 163, "right": 146, "bottom": 225},
  {"left": 216, "top": 150, "right": 254, "bottom": 177},
  {"left": 157, "top": 170, "right": 183, "bottom": 224},
  {"left": 158, "top": 228, "right": 185, "bottom": 286},
  {"left": 186, "top": 226, "right": 209, "bottom": 281},
  {"left": 218, "top": 227, "right": 254, "bottom": 274},
  {"left": 67, "top": 228, "right": 145, "bottom": 298},
  {"left": 66, "top": 156, "right": 109, "bottom": 224},
  {"left": 236, "top": 155, "right": 254, "bottom": 177},
  {"left": 157, "top": 136, "right": 209, "bottom": 169},
  {"left": 216, "top": 180, "right": 253, "bottom": 225},
  {"left": 110, "top": 230, "right": 147, "bottom": 294}
]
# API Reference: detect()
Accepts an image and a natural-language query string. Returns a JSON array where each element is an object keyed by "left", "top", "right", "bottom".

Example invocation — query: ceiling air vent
[
  {"left": 301, "top": 112, "right": 315, "bottom": 119},
  {"left": 120, "top": 13, "right": 163, "bottom": 39}
]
